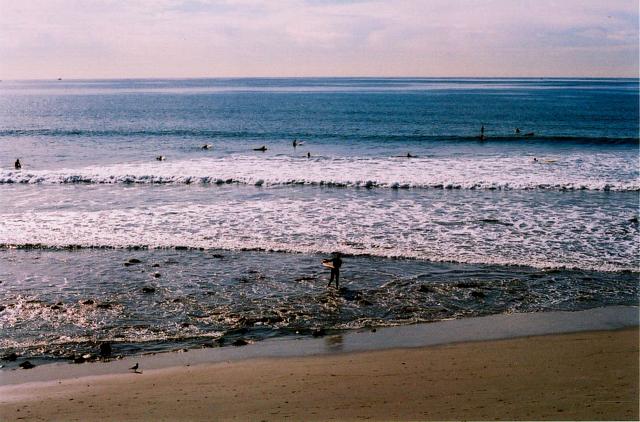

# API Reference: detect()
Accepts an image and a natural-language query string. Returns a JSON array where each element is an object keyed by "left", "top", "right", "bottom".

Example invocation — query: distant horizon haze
[{"left": 0, "top": 0, "right": 637, "bottom": 80}]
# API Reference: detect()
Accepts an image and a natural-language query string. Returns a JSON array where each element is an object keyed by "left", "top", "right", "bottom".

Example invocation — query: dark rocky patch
[
  {"left": 2, "top": 352, "right": 18, "bottom": 361},
  {"left": 266, "top": 315, "right": 284, "bottom": 324},
  {"left": 151, "top": 263, "right": 160, "bottom": 268},
  {"left": 232, "top": 339, "right": 248, "bottom": 346},
  {"left": 19, "top": 361, "right": 35, "bottom": 369},
  {"left": 471, "top": 290, "right": 486, "bottom": 299},
  {"left": 225, "top": 327, "right": 249, "bottom": 336},
  {"left": 96, "top": 302, "right": 113, "bottom": 309},
  {"left": 456, "top": 282, "right": 481, "bottom": 288},
  {"left": 152, "top": 272, "right": 161, "bottom": 278},
  {"left": 141, "top": 287, "right": 156, "bottom": 294},
  {"left": 237, "top": 316, "right": 256, "bottom": 326},
  {"left": 124, "top": 258, "right": 144, "bottom": 266},
  {"left": 339, "top": 288, "right": 364, "bottom": 302},
  {"left": 81, "top": 299, "right": 95, "bottom": 305},
  {"left": 418, "top": 285, "right": 434, "bottom": 293}
]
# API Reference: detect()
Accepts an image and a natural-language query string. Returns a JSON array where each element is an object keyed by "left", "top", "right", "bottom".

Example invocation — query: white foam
[
  {"left": 0, "top": 154, "right": 637, "bottom": 191},
  {"left": 1, "top": 192, "right": 637, "bottom": 273}
]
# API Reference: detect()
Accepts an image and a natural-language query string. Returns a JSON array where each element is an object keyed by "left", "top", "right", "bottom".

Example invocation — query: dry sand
[{"left": 0, "top": 328, "right": 637, "bottom": 421}]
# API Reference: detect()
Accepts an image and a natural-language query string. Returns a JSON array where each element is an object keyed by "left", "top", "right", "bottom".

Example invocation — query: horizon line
[{"left": 2, "top": 75, "right": 639, "bottom": 82}]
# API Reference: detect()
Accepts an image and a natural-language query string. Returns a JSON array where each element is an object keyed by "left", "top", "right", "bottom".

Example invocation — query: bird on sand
[{"left": 129, "top": 362, "right": 139, "bottom": 372}]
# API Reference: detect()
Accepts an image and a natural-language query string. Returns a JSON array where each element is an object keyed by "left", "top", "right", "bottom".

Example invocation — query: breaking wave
[{"left": 1, "top": 155, "right": 638, "bottom": 191}]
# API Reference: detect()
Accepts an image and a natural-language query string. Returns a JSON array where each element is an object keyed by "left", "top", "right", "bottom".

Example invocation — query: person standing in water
[
  {"left": 293, "top": 139, "right": 298, "bottom": 148},
  {"left": 14, "top": 158, "right": 21, "bottom": 169},
  {"left": 324, "top": 252, "right": 343, "bottom": 288}
]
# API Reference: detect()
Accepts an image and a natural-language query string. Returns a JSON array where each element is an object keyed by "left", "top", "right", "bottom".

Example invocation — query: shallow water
[{"left": 0, "top": 248, "right": 637, "bottom": 365}]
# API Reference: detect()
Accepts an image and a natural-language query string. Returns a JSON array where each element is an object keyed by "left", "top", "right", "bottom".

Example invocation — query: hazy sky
[{"left": 0, "top": 0, "right": 638, "bottom": 79}]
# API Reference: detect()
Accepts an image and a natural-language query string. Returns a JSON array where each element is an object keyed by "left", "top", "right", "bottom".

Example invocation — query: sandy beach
[{"left": 1, "top": 327, "right": 637, "bottom": 421}]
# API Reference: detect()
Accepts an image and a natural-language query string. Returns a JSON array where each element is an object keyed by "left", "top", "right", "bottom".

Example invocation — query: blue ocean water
[{"left": 0, "top": 78, "right": 638, "bottom": 364}]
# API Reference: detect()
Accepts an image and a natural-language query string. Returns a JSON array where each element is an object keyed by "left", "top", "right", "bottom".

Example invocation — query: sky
[{"left": 0, "top": 0, "right": 638, "bottom": 79}]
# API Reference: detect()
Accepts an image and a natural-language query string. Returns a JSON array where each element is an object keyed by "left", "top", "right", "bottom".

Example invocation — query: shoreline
[
  {"left": 0, "top": 327, "right": 637, "bottom": 421},
  {"left": 1, "top": 305, "right": 637, "bottom": 386}
]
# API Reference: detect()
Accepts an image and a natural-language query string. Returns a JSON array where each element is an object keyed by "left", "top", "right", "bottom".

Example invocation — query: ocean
[{"left": 0, "top": 77, "right": 638, "bottom": 365}]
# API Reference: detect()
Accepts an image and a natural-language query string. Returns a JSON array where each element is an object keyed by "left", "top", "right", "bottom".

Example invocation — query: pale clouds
[{"left": 0, "top": 0, "right": 637, "bottom": 78}]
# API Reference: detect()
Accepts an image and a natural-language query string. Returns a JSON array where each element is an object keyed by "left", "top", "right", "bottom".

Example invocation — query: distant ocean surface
[{"left": 0, "top": 78, "right": 638, "bottom": 364}]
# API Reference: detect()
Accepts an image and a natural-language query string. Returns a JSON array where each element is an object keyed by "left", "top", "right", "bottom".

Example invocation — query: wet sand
[{"left": 1, "top": 328, "right": 637, "bottom": 421}]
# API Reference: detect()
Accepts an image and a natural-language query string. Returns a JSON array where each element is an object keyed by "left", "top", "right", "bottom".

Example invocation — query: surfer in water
[
  {"left": 254, "top": 145, "right": 267, "bottom": 152},
  {"left": 293, "top": 139, "right": 298, "bottom": 148},
  {"left": 14, "top": 158, "right": 21, "bottom": 169},
  {"left": 323, "top": 252, "right": 343, "bottom": 288}
]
